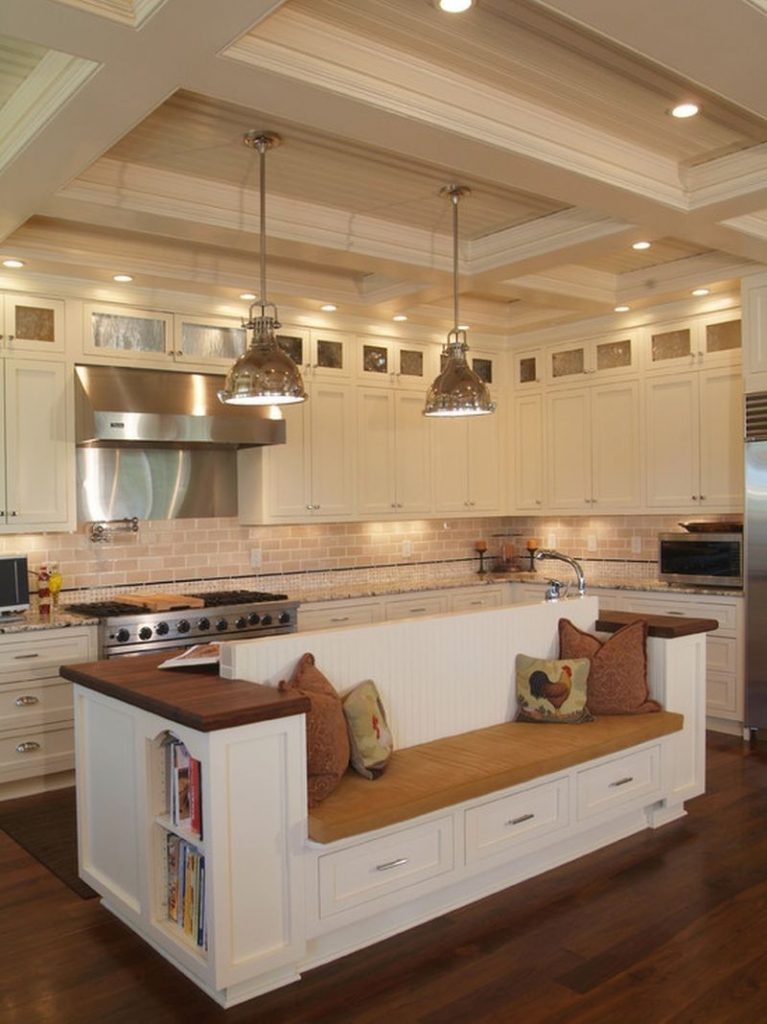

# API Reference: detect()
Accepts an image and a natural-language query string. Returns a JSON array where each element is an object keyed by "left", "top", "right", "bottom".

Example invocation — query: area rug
[{"left": 0, "top": 786, "right": 97, "bottom": 899}]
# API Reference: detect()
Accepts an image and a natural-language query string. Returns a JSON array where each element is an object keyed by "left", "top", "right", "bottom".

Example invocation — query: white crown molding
[
  {"left": 48, "top": 0, "right": 166, "bottom": 27},
  {"left": 468, "top": 208, "right": 631, "bottom": 273},
  {"left": 684, "top": 144, "right": 767, "bottom": 209},
  {"left": 721, "top": 209, "right": 767, "bottom": 242},
  {"left": 225, "top": 10, "right": 685, "bottom": 210},
  {"left": 0, "top": 51, "right": 100, "bottom": 174}
]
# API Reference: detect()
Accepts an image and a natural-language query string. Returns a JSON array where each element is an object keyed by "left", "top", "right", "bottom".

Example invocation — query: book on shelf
[
  {"left": 165, "top": 835, "right": 206, "bottom": 949},
  {"left": 165, "top": 738, "right": 202, "bottom": 837},
  {"left": 158, "top": 643, "right": 220, "bottom": 669},
  {"left": 173, "top": 742, "right": 191, "bottom": 825}
]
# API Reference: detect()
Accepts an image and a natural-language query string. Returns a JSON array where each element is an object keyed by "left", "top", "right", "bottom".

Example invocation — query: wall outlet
[
  {"left": 250, "top": 548, "right": 262, "bottom": 568},
  {"left": 587, "top": 534, "right": 597, "bottom": 551},
  {"left": 631, "top": 536, "right": 642, "bottom": 554},
  {"left": 402, "top": 540, "right": 413, "bottom": 558}
]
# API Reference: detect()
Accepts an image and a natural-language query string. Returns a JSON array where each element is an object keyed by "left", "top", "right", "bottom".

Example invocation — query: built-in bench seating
[{"left": 308, "top": 710, "right": 684, "bottom": 843}]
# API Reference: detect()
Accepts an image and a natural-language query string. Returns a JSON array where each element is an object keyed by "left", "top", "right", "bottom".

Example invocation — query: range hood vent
[{"left": 75, "top": 365, "right": 286, "bottom": 448}]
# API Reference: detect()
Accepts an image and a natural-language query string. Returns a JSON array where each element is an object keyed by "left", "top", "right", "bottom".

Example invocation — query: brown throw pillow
[
  {"left": 558, "top": 618, "right": 661, "bottom": 715},
  {"left": 279, "top": 653, "right": 350, "bottom": 806}
]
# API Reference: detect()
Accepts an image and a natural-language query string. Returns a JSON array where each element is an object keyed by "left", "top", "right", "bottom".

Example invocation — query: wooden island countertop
[
  {"left": 60, "top": 653, "right": 309, "bottom": 732},
  {"left": 596, "top": 609, "right": 719, "bottom": 638}
]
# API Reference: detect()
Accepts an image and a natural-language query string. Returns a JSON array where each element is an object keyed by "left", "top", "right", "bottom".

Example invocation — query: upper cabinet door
[
  {"left": 309, "top": 382, "right": 355, "bottom": 518},
  {"left": 644, "top": 374, "right": 699, "bottom": 509},
  {"left": 512, "top": 349, "right": 543, "bottom": 391},
  {"left": 173, "top": 314, "right": 246, "bottom": 368},
  {"left": 393, "top": 391, "right": 432, "bottom": 514},
  {"left": 698, "top": 367, "right": 744, "bottom": 511},
  {"left": 699, "top": 313, "right": 741, "bottom": 369},
  {"left": 546, "top": 333, "right": 637, "bottom": 385},
  {"left": 590, "top": 381, "right": 642, "bottom": 510},
  {"left": 309, "top": 329, "right": 353, "bottom": 380},
  {"left": 643, "top": 319, "right": 695, "bottom": 374},
  {"left": 2, "top": 294, "right": 65, "bottom": 354},
  {"left": 511, "top": 393, "right": 544, "bottom": 511},
  {"left": 83, "top": 303, "right": 173, "bottom": 363},
  {"left": 545, "top": 388, "right": 592, "bottom": 510}
]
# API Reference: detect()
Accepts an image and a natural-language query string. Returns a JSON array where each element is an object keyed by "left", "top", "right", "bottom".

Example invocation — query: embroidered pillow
[
  {"left": 279, "top": 653, "right": 350, "bottom": 806},
  {"left": 558, "top": 618, "right": 661, "bottom": 715},
  {"left": 342, "top": 680, "right": 394, "bottom": 780},
  {"left": 515, "top": 654, "right": 593, "bottom": 724}
]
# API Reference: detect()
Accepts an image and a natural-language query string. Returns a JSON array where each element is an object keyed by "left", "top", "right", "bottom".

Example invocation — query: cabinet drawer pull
[
  {"left": 15, "top": 741, "right": 41, "bottom": 754},
  {"left": 330, "top": 616, "right": 350, "bottom": 623},
  {"left": 375, "top": 857, "right": 409, "bottom": 872},
  {"left": 409, "top": 607, "right": 427, "bottom": 613},
  {"left": 609, "top": 776, "right": 634, "bottom": 787},
  {"left": 15, "top": 695, "right": 40, "bottom": 706},
  {"left": 13, "top": 653, "right": 40, "bottom": 660},
  {"left": 506, "top": 813, "right": 535, "bottom": 826}
]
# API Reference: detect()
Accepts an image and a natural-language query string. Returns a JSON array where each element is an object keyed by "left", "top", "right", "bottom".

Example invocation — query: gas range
[{"left": 66, "top": 589, "right": 299, "bottom": 657}]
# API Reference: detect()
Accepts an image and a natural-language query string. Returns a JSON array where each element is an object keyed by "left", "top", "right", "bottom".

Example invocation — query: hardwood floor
[{"left": 2, "top": 733, "right": 767, "bottom": 1024}]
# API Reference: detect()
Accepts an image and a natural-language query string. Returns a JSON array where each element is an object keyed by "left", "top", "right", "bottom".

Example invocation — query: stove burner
[
  {"left": 67, "top": 600, "right": 151, "bottom": 618},
  {"left": 188, "top": 590, "right": 289, "bottom": 607}
]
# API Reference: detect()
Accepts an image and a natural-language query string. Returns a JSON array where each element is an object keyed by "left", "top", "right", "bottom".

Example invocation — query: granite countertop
[{"left": 0, "top": 608, "right": 99, "bottom": 634}]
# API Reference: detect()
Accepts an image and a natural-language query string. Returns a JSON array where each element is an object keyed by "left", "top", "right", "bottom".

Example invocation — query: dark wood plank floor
[{"left": 3, "top": 732, "right": 767, "bottom": 1024}]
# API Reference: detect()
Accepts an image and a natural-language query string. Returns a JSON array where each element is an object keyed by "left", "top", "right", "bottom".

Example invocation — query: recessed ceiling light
[
  {"left": 2, "top": 258, "right": 24, "bottom": 268},
  {"left": 437, "top": 0, "right": 473, "bottom": 11},
  {"left": 671, "top": 102, "right": 699, "bottom": 119},
  {"left": 614, "top": 305, "right": 630, "bottom": 313},
  {"left": 112, "top": 273, "right": 133, "bottom": 283},
  {"left": 321, "top": 304, "right": 337, "bottom": 312},
  {"left": 239, "top": 292, "right": 257, "bottom": 301},
  {"left": 692, "top": 287, "right": 710, "bottom": 296},
  {"left": 393, "top": 314, "right": 408, "bottom": 322},
  {"left": 632, "top": 241, "right": 651, "bottom": 251}
]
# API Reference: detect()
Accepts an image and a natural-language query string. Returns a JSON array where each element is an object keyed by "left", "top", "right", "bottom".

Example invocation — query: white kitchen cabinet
[
  {"left": 172, "top": 313, "right": 246, "bottom": 368},
  {"left": 278, "top": 327, "right": 353, "bottom": 382},
  {"left": 512, "top": 348, "right": 543, "bottom": 391},
  {"left": 430, "top": 407, "right": 502, "bottom": 516},
  {"left": 358, "top": 336, "right": 436, "bottom": 390},
  {"left": 743, "top": 274, "right": 767, "bottom": 392},
  {"left": 1, "top": 293, "right": 65, "bottom": 354},
  {"left": 0, "top": 358, "right": 73, "bottom": 531},
  {"left": 239, "top": 381, "right": 355, "bottom": 523},
  {"left": 644, "top": 312, "right": 741, "bottom": 374},
  {"left": 0, "top": 626, "right": 96, "bottom": 795},
  {"left": 298, "top": 597, "right": 383, "bottom": 632},
  {"left": 83, "top": 302, "right": 174, "bottom": 364},
  {"left": 644, "top": 368, "right": 742, "bottom": 512},
  {"left": 356, "top": 388, "right": 431, "bottom": 517},
  {"left": 546, "top": 381, "right": 641, "bottom": 512},
  {"left": 511, "top": 393, "right": 545, "bottom": 512},
  {"left": 545, "top": 330, "right": 638, "bottom": 386}
]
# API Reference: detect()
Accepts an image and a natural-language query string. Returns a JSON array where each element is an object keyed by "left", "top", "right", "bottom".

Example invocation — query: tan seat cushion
[{"left": 308, "top": 710, "right": 683, "bottom": 844}]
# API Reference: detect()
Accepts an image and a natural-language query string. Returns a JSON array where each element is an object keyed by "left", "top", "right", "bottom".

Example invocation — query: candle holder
[
  {"left": 526, "top": 544, "right": 538, "bottom": 571},
  {"left": 475, "top": 540, "right": 488, "bottom": 575}
]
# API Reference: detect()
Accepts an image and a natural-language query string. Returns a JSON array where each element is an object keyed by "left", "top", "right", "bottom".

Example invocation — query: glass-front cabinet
[
  {"left": 546, "top": 331, "right": 637, "bottom": 384},
  {"left": 1, "top": 294, "right": 65, "bottom": 354},
  {"left": 83, "top": 303, "right": 174, "bottom": 364},
  {"left": 358, "top": 336, "right": 436, "bottom": 390},
  {"left": 643, "top": 313, "right": 740, "bottom": 373},
  {"left": 512, "top": 349, "right": 543, "bottom": 390},
  {"left": 277, "top": 327, "right": 352, "bottom": 381},
  {"left": 173, "top": 315, "right": 246, "bottom": 367}
]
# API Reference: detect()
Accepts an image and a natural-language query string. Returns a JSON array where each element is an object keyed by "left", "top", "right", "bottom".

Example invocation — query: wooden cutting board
[{"left": 118, "top": 592, "right": 206, "bottom": 611}]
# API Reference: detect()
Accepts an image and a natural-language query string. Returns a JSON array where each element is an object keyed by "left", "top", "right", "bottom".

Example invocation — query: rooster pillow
[{"left": 515, "top": 654, "right": 594, "bottom": 724}]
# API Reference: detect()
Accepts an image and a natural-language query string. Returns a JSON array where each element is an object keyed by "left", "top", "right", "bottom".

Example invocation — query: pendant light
[
  {"left": 423, "top": 185, "right": 495, "bottom": 417},
  {"left": 219, "top": 131, "right": 307, "bottom": 406}
]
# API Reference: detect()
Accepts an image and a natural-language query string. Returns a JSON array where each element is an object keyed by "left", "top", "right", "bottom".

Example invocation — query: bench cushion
[{"left": 308, "top": 710, "right": 684, "bottom": 843}]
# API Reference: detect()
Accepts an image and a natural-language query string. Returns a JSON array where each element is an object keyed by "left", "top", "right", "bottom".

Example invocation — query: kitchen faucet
[{"left": 533, "top": 549, "right": 586, "bottom": 597}]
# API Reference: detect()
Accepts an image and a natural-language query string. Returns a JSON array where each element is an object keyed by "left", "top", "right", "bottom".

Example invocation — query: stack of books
[
  {"left": 166, "top": 834, "right": 206, "bottom": 949},
  {"left": 167, "top": 739, "right": 202, "bottom": 838}
]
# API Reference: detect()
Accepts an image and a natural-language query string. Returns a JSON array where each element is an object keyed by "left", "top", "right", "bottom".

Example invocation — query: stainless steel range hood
[{"left": 75, "top": 364, "right": 286, "bottom": 448}]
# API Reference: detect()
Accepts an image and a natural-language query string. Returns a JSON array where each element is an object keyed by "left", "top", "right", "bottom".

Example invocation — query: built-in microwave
[
  {"left": 658, "top": 533, "right": 742, "bottom": 588},
  {"left": 0, "top": 554, "right": 30, "bottom": 616}
]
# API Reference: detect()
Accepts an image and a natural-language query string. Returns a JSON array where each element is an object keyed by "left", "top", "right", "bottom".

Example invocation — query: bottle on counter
[{"left": 37, "top": 564, "right": 51, "bottom": 618}]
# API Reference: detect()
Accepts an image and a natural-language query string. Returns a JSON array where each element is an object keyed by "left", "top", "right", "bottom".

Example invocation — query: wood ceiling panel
[
  {"left": 0, "top": 36, "right": 47, "bottom": 110},
  {"left": 580, "top": 238, "right": 712, "bottom": 275}
]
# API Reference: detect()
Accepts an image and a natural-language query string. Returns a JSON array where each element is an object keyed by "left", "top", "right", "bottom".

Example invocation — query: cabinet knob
[
  {"left": 699, "top": 494, "right": 706, "bottom": 501},
  {"left": 15, "top": 741, "right": 41, "bottom": 754},
  {"left": 535, "top": 499, "right": 542, "bottom": 505},
  {"left": 691, "top": 495, "right": 699, "bottom": 501},
  {"left": 9, "top": 510, "right": 16, "bottom": 517},
  {"left": 305, "top": 504, "right": 313, "bottom": 510}
]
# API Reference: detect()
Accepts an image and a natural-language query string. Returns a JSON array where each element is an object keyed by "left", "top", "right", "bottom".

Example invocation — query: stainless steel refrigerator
[{"left": 745, "top": 393, "right": 767, "bottom": 731}]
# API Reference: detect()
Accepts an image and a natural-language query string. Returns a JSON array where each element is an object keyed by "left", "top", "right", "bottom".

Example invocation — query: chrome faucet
[{"left": 534, "top": 549, "right": 586, "bottom": 597}]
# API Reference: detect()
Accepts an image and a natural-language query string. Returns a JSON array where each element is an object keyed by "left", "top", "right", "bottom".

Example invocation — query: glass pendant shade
[
  {"left": 219, "top": 131, "right": 307, "bottom": 407},
  {"left": 424, "top": 329, "right": 495, "bottom": 416},
  {"left": 219, "top": 307, "right": 306, "bottom": 406},
  {"left": 423, "top": 185, "right": 495, "bottom": 417}
]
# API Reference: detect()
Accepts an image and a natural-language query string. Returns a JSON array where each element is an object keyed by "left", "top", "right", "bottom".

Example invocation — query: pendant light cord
[
  {"left": 259, "top": 139, "right": 267, "bottom": 310},
  {"left": 451, "top": 189, "right": 459, "bottom": 331}
]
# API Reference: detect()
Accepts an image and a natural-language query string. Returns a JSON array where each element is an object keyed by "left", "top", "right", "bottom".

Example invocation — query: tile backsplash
[{"left": 0, "top": 513, "right": 739, "bottom": 597}]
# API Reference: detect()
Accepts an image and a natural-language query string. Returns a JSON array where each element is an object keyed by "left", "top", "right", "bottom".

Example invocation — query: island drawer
[
  {"left": 465, "top": 777, "right": 569, "bottom": 864},
  {"left": 576, "top": 745, "right": 661, "bottom": 820}
]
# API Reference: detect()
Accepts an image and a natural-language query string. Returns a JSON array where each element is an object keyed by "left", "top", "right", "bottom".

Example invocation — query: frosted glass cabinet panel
[
  {"left": 359, "top": 337, "right": 435, "bottom": 389},
  {"left": 546, "top": 334, "right": 637, "bottom": 383},
  {"left": 84, "top": 303, "right": 173, "bottom": 363},
  {"left": 175, "top": 315, "right": 246, "bottom": 366},
  {"left": 2, "top": 295, "right": 65, "bottom": 353}
]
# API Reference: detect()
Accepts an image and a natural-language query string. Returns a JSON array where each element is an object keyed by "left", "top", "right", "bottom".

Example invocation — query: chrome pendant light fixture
[
  {"left": 219, "top": 131, "right": 307, "bottom": 406},
  {"left": 423, "top": 185, "right": 495, "bottom": 417}
]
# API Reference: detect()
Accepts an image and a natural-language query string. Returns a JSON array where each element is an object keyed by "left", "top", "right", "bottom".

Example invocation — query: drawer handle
[
  {"left": 409, "top": 607, "right": 427, "bottom": 614},
  {"left": 506, "top": 813, "right": 535, "bottom": 826},
  {"left": 15, "top": 741, "right": 41, "bottom": 754},
  {"left": 609, "top": 776, "right": 634, "bottom": 788},
  {"left": 13, "top": 653, "right": 40, "bottom": 660},
  {"left": 15, "top": 695, "right": 40, "bottom": 706},
  {"left": 330, "top": 616, "right": 350, "bottom": 623},
  {"left": 375, "top": 857, "right": 409, "bottom": 872},
  {"left": 667, "top": 611, "right": 684, "bottom": 616}
]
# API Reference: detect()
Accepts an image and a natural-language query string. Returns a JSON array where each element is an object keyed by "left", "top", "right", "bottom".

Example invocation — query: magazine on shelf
[{"left": 158, "top": 642, "right": 220, "bottom": 669}]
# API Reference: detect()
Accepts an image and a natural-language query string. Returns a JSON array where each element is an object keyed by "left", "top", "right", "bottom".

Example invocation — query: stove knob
[
  {"left": 216, "top": 618, "right": 228, "bottom": 632},
  {"left": 156, "top": 621, "right": 169, "bottom": 636},
  {"left": 177, "top": 619, "right": 190, "bottom": 634},
  {"left": 138, "top": 626, "right": 152, "bottom": 641},
  {"left": 235, "top": 616, "right": 247, "bottom": 629},
  {"left": 198, "top": 617, "right": 210, "bottom": 631},
  {"left": 261, "top": 613, "right": 273, "bottom": 626},
  {"left": 248, "top": 612, "right": 260, "bottom": 626},
  {"left": 278, "top": 611, "right": 292, "bottom": 625},
  {"left": 117, "top": 628, "right": 130, "bottom": 643}
]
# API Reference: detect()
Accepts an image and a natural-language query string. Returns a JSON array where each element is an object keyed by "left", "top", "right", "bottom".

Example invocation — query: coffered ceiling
[{"left": 1, "top": 0, "right": 767, "bottom": 338}]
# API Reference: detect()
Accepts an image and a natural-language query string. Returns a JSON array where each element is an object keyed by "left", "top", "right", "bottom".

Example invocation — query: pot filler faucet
[{"left": 533, "top": 549, "right": 586, "bottom": 598}]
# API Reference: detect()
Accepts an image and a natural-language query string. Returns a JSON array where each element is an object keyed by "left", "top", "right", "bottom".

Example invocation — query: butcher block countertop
[
  {"left": 597, "top": 609, "right": 719, "bottom": 638},
  {"left": 60, "top": 653, "right": 309, "bottom": 732}
]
